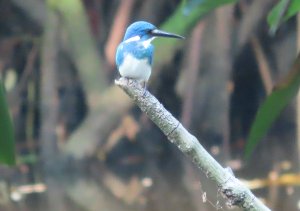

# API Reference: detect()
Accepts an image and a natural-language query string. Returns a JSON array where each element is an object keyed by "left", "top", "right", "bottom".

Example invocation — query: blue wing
[
  {"left": 115, "top": 41, "right": 154, "bottom": 68},
  {"left": 116, "top": 43, "right": 124, "bottom": 68}
]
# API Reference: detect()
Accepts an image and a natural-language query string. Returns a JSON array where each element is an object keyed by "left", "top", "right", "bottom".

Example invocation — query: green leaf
[
  {"left": 0, "top": 79, "right": 15, "bottom": 165},
  {"left": 154, "top": 0, "right": 238, "bottom": 65},
  {"left": 17, "top": 154, "right": 38, "bottom": 164},
  {"left": 183, "top": 0, "right": 236, "bottom": 16},
  {"left": 267, "top": 0, "right": 300, "bottom": 35},
  {"left": 245, "top": 54, "right": 300, "bottom": 159}
]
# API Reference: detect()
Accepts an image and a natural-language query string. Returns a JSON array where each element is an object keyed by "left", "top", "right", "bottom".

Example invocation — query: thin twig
[
  {"left": 250, "top": 36, "right": 273, "bottom": 94},
  {"left": 104, "top": 0, "right": 135, "bottom": 66},
  {"left": 180, "top": 21, "right": 205, "bottom": 128},
  {"left": 296, "top": 13, "right": 300, "bottom": 167},
  {"left": 115, "top": 78, "right": 271, "bottom": 211}
]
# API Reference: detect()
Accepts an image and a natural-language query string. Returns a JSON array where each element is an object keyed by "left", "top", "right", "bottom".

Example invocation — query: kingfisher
[{"left": 115, "top": 21, "right": 184, "bottom": 89}]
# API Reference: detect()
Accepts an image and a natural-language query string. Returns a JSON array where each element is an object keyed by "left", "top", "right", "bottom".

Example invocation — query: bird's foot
[
  {"left": 125, "top": 77, "right": 130, "bottom": 85},
  {"left": 142, "top": 88, "right": 147, "bottom": 97},
  {"left": 142, "top": 81, "right": 147, "bottom": 97}
]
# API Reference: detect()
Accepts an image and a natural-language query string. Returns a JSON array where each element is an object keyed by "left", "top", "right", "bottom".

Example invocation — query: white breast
[{"left": 118, "top": 54, "right": 151, "bottom": 82}]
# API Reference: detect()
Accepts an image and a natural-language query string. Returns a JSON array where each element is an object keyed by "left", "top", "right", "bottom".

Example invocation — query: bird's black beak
[{"left": 150, "top": 29, "right": 185, "bottom": 39}]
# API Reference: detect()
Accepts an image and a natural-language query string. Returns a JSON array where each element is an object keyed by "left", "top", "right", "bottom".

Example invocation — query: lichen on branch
[{"left": 115, "top": 77, "right": 271, "bottom": 211}]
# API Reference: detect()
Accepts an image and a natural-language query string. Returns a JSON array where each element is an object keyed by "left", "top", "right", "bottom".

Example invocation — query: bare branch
[{"left": 115, "top": 78, "right": 271, "bottom": 211}]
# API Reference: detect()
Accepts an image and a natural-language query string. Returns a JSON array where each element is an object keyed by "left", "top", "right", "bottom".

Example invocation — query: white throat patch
[
  {"left": 124, "top": 35, "right": 140, "bottom": 43},
  {"left": 124, "top": 36, "right": 155, "bottom": 48},
  {"left": 142, "top": 37, "right": 155, "bottom": 48}
]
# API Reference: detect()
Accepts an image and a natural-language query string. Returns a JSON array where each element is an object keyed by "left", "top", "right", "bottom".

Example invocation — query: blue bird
[{"left": 115, "top": 21, "right": 184, "bottom": 89}]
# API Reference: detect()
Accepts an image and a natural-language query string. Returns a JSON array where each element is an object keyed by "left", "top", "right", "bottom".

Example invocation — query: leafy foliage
[
  {"left": 267, "top": 0, "right": 300, "bottom": 34},
  {"left": 0, "top": 80, "right": 15, "bottom": 165},
  {"left": 246, "top": 54, "right": 300, "bottom": 159},
  {"left": 154, "top": 0, "right": 238, "bottom": 65}
]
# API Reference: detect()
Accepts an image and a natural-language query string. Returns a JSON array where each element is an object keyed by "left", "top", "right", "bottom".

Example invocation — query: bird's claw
[
  {"left": 142, "top": 81, "right": 147, "bottom": 97},
  {"left": 142, "top": 88, "right": 147, "bottom": 97}
]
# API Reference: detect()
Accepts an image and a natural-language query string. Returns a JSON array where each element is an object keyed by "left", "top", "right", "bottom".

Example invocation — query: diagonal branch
[{"left": 115, "top": 78, "right": 271, "bottom": 211}]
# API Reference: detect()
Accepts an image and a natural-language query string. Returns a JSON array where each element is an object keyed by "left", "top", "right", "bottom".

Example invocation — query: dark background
[{"left": 0, "top": 0, "right": 299, "bottom": 210}]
